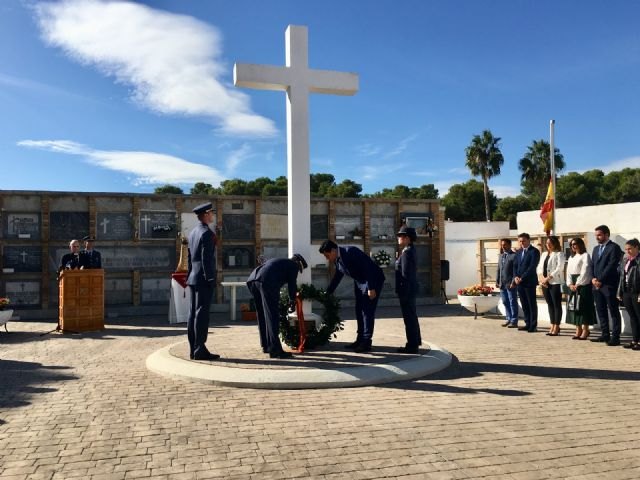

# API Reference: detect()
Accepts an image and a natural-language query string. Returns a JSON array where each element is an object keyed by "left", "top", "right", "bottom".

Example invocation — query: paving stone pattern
[{"left": 1, "top": 304, "right": 640, "bottom": 479}]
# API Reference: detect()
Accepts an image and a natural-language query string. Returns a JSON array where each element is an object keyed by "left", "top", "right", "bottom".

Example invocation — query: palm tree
[
  {"left": 465, "top": 130, "right": 504, "bottom": 221},
  {"left": 518, "top": 140, "right": 565, "bottom": 202}
]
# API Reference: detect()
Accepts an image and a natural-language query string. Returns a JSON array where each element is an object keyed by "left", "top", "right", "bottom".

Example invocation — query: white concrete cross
[
  {"left": 234, "top": 25, "right": 358, "bottom": 290},
  {"left": 140, "top": 215, "right": 151, "bottom": 234}
]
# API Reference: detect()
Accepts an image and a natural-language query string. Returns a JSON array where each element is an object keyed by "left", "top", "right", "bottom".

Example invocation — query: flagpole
[{"left": 550, "top": 119, "right": 556, "bottom": 234}]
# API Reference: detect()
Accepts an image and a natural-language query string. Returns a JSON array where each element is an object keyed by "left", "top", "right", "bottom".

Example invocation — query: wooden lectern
[{"left": 58, "top": 269, "right": 105, "bottom": 332}]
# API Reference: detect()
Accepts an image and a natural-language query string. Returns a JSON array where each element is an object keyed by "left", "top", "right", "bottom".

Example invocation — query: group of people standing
[
  {"left": 496, "top": 225, "right": 640, "bottom": 350},
  {"left": 185, "top": 200, "right": 425, "bottom": 361},
  {"left": 58, "top": 235, "right": 102, "bottom": 274}
]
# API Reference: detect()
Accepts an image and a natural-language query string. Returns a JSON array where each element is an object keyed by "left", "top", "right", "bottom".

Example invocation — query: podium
[{"left": 58, "top": 269, "right": 105, "bottom": 332}]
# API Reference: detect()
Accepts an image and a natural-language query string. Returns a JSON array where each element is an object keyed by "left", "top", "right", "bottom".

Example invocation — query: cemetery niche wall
[{"left": 0, "top": 192, "right": 444, "bottom": 317}]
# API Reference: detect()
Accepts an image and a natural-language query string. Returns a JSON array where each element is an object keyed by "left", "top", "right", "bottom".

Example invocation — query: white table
[{"left": 220, "top": 281, "right": 248, "bottom": 321}]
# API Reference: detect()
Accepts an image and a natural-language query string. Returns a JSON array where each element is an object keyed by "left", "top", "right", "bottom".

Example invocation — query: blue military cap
[
  {"left": 397, "top": 225, "right": 417, "bottom": 242},
  {"left": 192, "top": 202, "right": 214, "bottom": 215},
  {"left": 82, "top": 235, "right": 95, "bottom": 241}
]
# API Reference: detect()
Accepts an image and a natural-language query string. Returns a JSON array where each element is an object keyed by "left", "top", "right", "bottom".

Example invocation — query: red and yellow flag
[{"left": 540, "top": 178, "right": 554, "bottom": 235}]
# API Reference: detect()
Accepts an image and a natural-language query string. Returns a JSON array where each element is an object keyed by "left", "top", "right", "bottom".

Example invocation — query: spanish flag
[{"left": 540, "top": 178, "right": 554, "bottom": 235}]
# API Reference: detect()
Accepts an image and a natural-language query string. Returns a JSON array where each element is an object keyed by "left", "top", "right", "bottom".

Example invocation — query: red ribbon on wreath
[{"left": 292, "top": 295, "right": 307, "bottom": 353}]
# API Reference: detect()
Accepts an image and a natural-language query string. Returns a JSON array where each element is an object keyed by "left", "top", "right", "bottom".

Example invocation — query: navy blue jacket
[
  {"left": 592, "top": 241, "right": 623, "bottom": 287},
  {"left": 246, "top": 258, "right": 299, "bottom": 300},
  {"left": 514, "top": 246, "right": 540, "bottom": 287},
  {"left": 83, "top": 249, "right": 102, "bottom": 269},
  {"left": 187, "top": 223, "right": 217, "bottom": 287},
  {"left": 395, "top": 245, "right": 417, "bottom": 299},
  {"left": 327, "top": 246, "right": 385, "bottom": 295}
]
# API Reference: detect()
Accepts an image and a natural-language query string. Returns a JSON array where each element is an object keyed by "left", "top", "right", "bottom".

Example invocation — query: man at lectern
[
  {"left": 186, "top": 202, "right": 219, "bottom": 361},
  {"left": 58, "top": 239, "right": 88, "bottom": 275},
  {"left": 82, "top": 235, "right": 102, "bottom": 269}
]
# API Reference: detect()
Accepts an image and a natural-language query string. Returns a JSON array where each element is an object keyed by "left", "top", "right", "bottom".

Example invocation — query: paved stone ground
[{"left": 1, "top": 303, "right": 640, "bottom": 480}]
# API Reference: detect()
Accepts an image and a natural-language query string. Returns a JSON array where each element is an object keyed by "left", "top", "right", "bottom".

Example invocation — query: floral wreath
[
  {"left": 457, "top": 284, "right": 494, "bottom": 296},
  {"left": 278, "top": 283, "right": 343, "bottom": 349}
]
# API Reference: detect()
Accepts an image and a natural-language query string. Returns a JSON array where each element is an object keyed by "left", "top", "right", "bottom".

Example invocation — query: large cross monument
[{"left": 234, "top": 25, "right": 358, "bottom": 308}]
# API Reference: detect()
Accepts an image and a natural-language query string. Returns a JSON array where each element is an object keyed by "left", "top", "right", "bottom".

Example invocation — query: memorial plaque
[
  {"left": 141, "top": 277, "right": 171, "bottom": 304},
  {"left": 403, "top": 214, "right": 435, "bottom": 236},
  {"left": 97, "top": 212, "right": 134, "bottom": 241},
  {"left": 311, "top": 215, "right": 328, "bottom": 240},
  {"left": 3, "top": 213, "right": 40, "bottom": 239},
  {"left": 3, "top": 246, "right": 42, "bottom": 272},
  {"left": 262, "top": 245, "right": 288, "bottom": 261},
  {"left": 415, "top": 245, "right": 432, "bottom": 268},
  {"left": 334, "top": 216, "right": 362, "bottom": 239},
  {"left": 223, "top": 246, "right": 254, "bottom": 269},
  {"left": 222, "top": 214, "right": 255, "bottom": 240},
  {"left": 105, "top": 246, "right": 175, "bottom": 271},
  {"left": 105, "top": 278, "right": 132, "bottom": 305},
  {"left": 260, "top": 214, "right": 287, "bottom": 239},
  {"left": 139, "top": 211, "right": 177, "bottom": 239},
  {"left": 370, "top": 216, "right": 395, "bottom": 240},
  {"left": 49, "top": 212, "right": 90, "bottom": 240},
  {"left": 5, "top": 281, "right": 40, "bottom": 306}
]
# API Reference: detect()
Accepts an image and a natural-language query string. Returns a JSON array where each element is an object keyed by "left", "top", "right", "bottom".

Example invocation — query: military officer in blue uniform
[
  {"left": 246, "top": 254, "right": 308, "bottom": 359},
  {"left": 82, "top": 235, "right": 102, "bottom": 269},
  {"left": 186, "top": 202, "right": 219, "bottom": 361},
  {"left": 319, "top": 240, "right": 385, "bottom": 353},
  {"left": 395, "top": 226, "right": 423, "bottom": 353}
]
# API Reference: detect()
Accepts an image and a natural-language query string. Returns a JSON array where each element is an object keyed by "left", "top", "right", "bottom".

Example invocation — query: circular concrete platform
[{"left": 146, "top": 341, "right": 452, "bottom": 389}]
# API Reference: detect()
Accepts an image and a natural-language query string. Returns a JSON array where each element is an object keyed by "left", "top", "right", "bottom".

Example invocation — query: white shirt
[{"left": 566, "top": 252, "right": 593, "bottom": 287}]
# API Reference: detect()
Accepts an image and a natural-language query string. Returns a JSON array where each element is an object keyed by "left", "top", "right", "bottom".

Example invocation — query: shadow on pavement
[{"left": 0, "top": 359, "right": 77, "bottom": 416}]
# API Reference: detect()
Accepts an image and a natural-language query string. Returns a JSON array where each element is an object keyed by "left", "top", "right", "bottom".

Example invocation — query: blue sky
[{"left": 1, "top": 0, "right": 639, "bottom": 197}]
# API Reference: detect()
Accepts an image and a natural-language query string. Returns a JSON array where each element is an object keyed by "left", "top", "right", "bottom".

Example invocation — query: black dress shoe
[
  {"left": 507, "top": 324, "right": 518, "bottom": 328},
  {"left": 193, "top": 352, "right": 220, "bottom": 361},
  {"left": 354, "top": 342, "right": 372, "bottom": 353},
  {"left": 527, "top": 329, "right": 537, "bottom": 333},
  {"left": 269, "top": 351, "right": 293, "bottom": 359},
  {"left": 607, "top": 338, "right": 621, "bottom": 346},
  {"left": 189, "top": 353, "right": 194, "bottom": 360},
  {"left": 344, "top": 341, "right": 360, "bottom": 349},
  {"left": 517, "top": 326, "right": 528, "bottom": 331},
  {"left": 590, "top": 336, "right": 610, "bottom": 343},
  {"left": 501, "top": 321, "right": 510, "bottom": 327},
  {"left": 397, "top": 346, "right": 420, "bottom": 354}
]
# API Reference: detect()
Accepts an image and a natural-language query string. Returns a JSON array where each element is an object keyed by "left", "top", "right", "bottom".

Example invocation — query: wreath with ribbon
[{"left": 278, "top": 283, "right": 343, "bottom": 349}]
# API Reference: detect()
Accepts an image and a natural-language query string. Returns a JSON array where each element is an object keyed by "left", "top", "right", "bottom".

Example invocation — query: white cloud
[
  {"left": 354, "top": 143, "right": 381, "bottom": 157},
  {"left": 600, "top": 156, "right": 640, "bottom": 173},
  {"left": 490, "top": 185, "right": 521, "bottom": 199},
  {"left": 383, "top": 133, "right": 418, "bottom": 159},
  {"left": 224, "top": 144, "right": 253, "bottom": 174},
  {"left": 18, "top": 139, "right": 224, "bottom": 186},
  {"left": 34, "top": 0, "right": 276, "bottom": 137}
]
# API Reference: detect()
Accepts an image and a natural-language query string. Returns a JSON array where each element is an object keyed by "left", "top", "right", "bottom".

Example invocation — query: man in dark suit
[
  {"left": 246, "top": 254, "right": 308, "bottom": 359},
  {"left": 590, "top": 224, "right": 624, "bottom": 346},
  {"left": 186, "top": 202, "right": 219, "bottom": 361},
  {"left": 319, "top": 240, "right": 385, "bottom": 353},
  {"left": 82, "top": 235, "right": 102, "bottom": 269},
  {"left": 513, "top": 233, "right": 540, "bottom": 332},
  {"left": 496, "top": 238, "right": 519, "bottom": 328},
  {"left": 58, "top": 239, "right": 88, "bottom": 275}
]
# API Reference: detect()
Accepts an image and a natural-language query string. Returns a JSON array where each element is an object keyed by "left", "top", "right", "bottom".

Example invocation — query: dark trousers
[
  {"left": 399, "top": 293, "right": 421, "bottom": 347},
  {"left": 354, "top": 282, "right": 380, "bottom": 344},
  {"left": 622, "top": 292, "right": 640, "bottom": 342},
  {"left": 248, "top": 281, "right": 284, "bottom": 354},
  {"left": 542, "top": 284, "right": 563, "bottom": 325},
  {"left": 518, "top": 285, "right": 538, "bottom": 331},
  {"left": 187, "top": 282, "right": 214, "bottom": 357},
  {"left": 593, "top": 284, "right": 621, "bottom": 339}
]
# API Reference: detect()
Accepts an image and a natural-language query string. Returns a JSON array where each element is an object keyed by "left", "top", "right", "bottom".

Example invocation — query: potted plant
[
  {"left": 240, "top": 299, "right": 257, "bottom": 321},
  {"left": 456, "top": 285, "right": 499, "bottom": 318},
  {"left": 0, "top": 297, "right": 13, "bottom": 332}
]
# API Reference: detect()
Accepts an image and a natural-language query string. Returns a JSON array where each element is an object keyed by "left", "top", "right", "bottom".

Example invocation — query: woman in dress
[
  {"left": 565, "top": 237, "right": 597, "bottom": 339},
  {"left": 538, "top": 236, "right": 566, "bottom": 336},
  {"left": 617, "top": 238, "right": 640, "bottom": 350}
]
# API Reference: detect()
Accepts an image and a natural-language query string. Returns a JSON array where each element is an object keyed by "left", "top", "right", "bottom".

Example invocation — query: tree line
[{"left": 155, "top": 131, "right": 640, "bottom": 227}]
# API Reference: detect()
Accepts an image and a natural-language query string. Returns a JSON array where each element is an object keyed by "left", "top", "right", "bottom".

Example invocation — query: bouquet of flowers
[
  {"left": 457, "top": 285, "right": 494, "bottom": 296},
  {"left": 0, "top": 297, "right": 10, "bottom": 310},
  {"left": 372, "top": 250, "right": 392, "bottom": 267}
]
